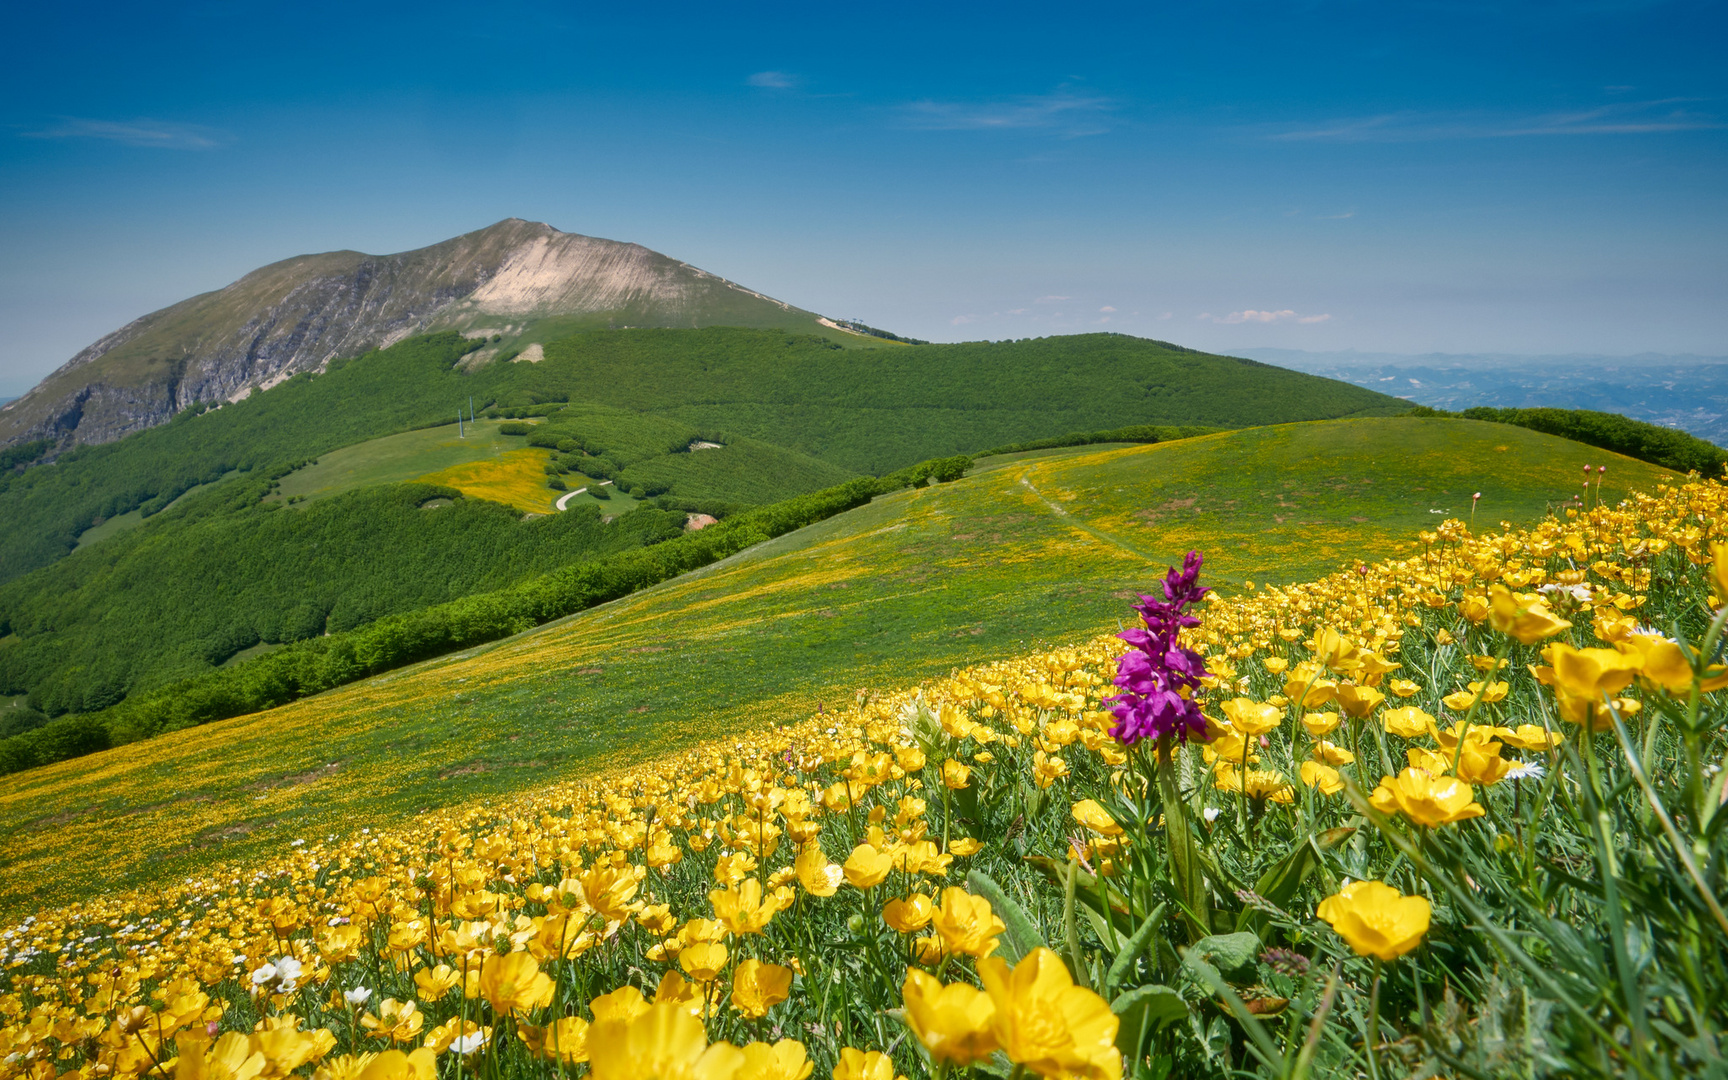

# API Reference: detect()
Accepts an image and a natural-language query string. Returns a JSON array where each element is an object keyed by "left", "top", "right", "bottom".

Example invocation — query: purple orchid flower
[{"left": 1106, "top": 550, "right": 1212, "bottom": 745}]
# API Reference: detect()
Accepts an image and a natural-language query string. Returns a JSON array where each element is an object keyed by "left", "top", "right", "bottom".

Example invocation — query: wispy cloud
[
  {"left": 1269, "top": 99, "right": 1721, "bottom": 143},
  {"left": 1200, "top": 309, "right": 1331, "bottom": 325},
  {"left": 747, "top": 71, "right": 797, "bottom": 90},
  {"left": 21, "top": 117, "right": 226, "bottom": 149},
  {"left": 901, "top": 89, "right": 1113, "bottom": 135}
]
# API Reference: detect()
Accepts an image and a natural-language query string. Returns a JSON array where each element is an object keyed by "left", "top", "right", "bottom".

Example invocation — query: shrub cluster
[{"left": 1408, "top": 404, "right": 1728, "bottom": 476}]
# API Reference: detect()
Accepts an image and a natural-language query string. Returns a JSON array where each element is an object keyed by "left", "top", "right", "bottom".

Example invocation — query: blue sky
[{"left": 2, "top": 0, "right": 1724, "bottom": 393}]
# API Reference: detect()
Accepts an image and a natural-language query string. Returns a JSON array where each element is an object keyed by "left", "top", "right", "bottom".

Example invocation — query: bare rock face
[{"left": 0, "top": 219, "right": 818, "bottom": 449}]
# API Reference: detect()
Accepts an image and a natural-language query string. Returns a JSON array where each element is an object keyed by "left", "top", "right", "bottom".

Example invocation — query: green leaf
[
  {"left": 1235, "top": 829, "right": 1352, "bottom": 933},
  {"left": 1184, "top": 931, "right": 1261, "bottom": 984},
  {"left": 1157, "top": 754, "right": 1211, "bottom": 936},
  {"left": 1113, "top": 983, "right": 1187, "bottom": 1060},
  {"left": 966, "top": 870, "right": 1047, "bottom": 964},
  {"left": 1106, "top": 903, "right": 1167, "bottom": 991}
]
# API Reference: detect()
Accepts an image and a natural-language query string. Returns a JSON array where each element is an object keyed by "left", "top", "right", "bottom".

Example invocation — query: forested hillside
[
  {"left": 527, "top": 330, "right": 1408, "bottom": 473},
  {"left": 0, "top": 478, "right": 690, "bottom": 717}
]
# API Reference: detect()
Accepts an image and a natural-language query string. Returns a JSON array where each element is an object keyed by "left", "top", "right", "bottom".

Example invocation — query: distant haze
[{"left": 1242, "top": 348, "right": 1728, "bottom": 446}]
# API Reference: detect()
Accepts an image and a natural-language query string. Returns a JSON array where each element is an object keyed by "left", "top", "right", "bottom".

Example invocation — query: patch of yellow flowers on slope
[{"left": 2, "top": 477, "right": 1726, "bottom": 1079}]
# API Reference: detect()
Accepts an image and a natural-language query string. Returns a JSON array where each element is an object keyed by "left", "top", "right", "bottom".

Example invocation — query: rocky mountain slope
[{"left": 0, "top": 219, "right": 830, "bottom": 448}]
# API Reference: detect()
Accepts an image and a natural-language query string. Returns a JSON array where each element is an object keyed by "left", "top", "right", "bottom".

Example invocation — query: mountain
[{"left": 0, "top": 219, "right": 837, "bottom": 448}]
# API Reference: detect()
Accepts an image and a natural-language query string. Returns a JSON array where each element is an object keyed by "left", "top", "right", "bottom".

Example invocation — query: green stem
[{"left": 1365, "top": 958, "right": 1383, "bottom": 1080}]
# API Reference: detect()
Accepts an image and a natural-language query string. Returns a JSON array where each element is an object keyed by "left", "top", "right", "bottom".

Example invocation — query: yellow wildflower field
[
  {"left": 413, "top": 449, "right": 559, "bottom": 515},
  {"left": 1, "top": 472, "right": 1722, "bottom": 1078}
]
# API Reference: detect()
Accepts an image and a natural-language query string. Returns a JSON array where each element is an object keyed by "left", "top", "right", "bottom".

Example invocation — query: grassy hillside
[
  {"left": 0, "top": 330, "right": 1401, "bottom": 585},
  {"left": 0, "top": 416, "right": 1668, "bottom": 910}
]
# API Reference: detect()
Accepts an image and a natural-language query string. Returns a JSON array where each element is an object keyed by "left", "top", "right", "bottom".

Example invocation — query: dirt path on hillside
[{"left": 1017, "top": 472, "right": 1163, "bottom": 565}]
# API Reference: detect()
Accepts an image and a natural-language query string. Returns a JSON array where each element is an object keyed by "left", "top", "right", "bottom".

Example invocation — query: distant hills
[
  {"left": 0, "top": 219, "right": 849, "bottom": 449},
  {"left": 1243, "top": 347, "right": 1728, "bottom": 446}
]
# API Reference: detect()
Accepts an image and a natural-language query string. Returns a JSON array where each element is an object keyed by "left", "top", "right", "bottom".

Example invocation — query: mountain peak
[{"left": 1, "top": 223, "right": 825, "bottom": 448}]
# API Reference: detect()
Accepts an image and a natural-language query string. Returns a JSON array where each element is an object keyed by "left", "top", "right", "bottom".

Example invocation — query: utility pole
[{"left": 469, "top": 396, "right": 475, "bottom": 424}]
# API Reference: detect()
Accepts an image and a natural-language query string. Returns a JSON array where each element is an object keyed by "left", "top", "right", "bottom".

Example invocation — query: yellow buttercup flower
[
  {"left": 1487, "top": 583, "right": 1573, "bottom": 644},
  {"left": 941, "top": 759, "right": 972, "bottom": 789},
  {"left": 589, "top": 984, "right": 652, "bottom": 1025},
  {"left": 1216, "top": 767, "right": 1295, "bottom": 804},
  {"left": 1069, "top": 799, "right": 1123, "bottom": 837},
  {"left": 1317, "top": 880, "right": 1431, "bottom": 961},
  {"left": 1221, "top": 697, "right": 1284, "bottom": 736},
  {"left": 519, "top": 1017, "right": 588, "bottom": 1064},
  {"left": 931, "top": 886, "right": 1006, "bottom": 958},
  {"left": 579, "top": 864, "right": 644, "bottom": 925},
  {"left": 1369, "top": 768, "right": 1485, "bottom": 826},
  {"left": 1309, "top": 739, "right": 1355, "bottom": 765},
  {"left": 1548, "top": 644, "right": 1639, "bottom": 700},
  {"left": 360, "top": 999, "right": 424, "bottom": 1044},
  {"left": 1032, "top": 750, "right": 1069, "bottom": 788},
  {"left": 587, "top": 1001, "right": 743, "bottom": 1080},
  {"left": 978, "top": 947, "right": 1121, "bottom": 1080},
  {"left": 901, "top": 970, "right": 998, "bottom": 1066},
  {"left": 737, "top": 1039, "right": 813, "bottom": 1080},
  {"left": 1406, "top": 747, "right": 1452, "bottom": 774},
  {"left": 1334, "top": 683, "right": 1385, "bottom": 719},
  {"left": 1300, "top": 710, "right": 1342, "bottom": 737},
  {"left": 1388, "top": 678, "right": 1422, "bottom": 698},
  {"left": 478, "top": 952, "right": 553, "bottom": 1016},
  {"left": 1617, "top": 631, "right": 1728, "bottom": 693},
  {"left": 711, "top": 879, "right": 786, "bottom": 937},
  {"left": 1455, "top": 740, "right": 1514, "bottom": 786},
  {"left": 1381, "top": 706, "right": 1436, "bottom": 739},
  {"left": 1497, "top": 724, "right": 1563, "bottom": 752},
  {"left": 1300, "top": 760, "right": 1344, "bottom": 795},
  {"left": 679, "top": 941, "right": 729, "bottom": 984},
  {"left": 177, "top": 1031, "right": 266, "bottom": 1080},
  {"left": 883, "top": 893, "right": 935, "bottom": 934},
  {"left": 421, "top": 1017, "right": 488, "bottom": 1056},
  {"left": 653, "top": 971, "right": 706, "bottom": 1017},
  {"left": 730, "top": 959, "right": 793, "bottom": 1020},
  {"left": 831, "top": 1047, "right": 897, "bottom": 1080},
  {"left": 353, "top": 1049, "right": 436, "bottom": 1080},
  {"left": 794, "top": 844, "right": 843, "bottom": 897},
  {"left": 843, "top": 844, "right": 894, "bottom": 889}
]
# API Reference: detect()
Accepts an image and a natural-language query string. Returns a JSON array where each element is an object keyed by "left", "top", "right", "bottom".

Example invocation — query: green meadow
[{"left": 0, "top": 416, "right": 1666, "bottom": 912}]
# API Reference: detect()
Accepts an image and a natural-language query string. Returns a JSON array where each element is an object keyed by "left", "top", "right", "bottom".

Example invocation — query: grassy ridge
[{"left": 0, "top": 417, "right": 1667, "bottom": 910}]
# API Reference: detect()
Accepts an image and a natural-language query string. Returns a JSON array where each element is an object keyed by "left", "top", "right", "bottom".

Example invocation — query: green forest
[{"left": 0, "top": 477, "right": 691, "bottom": 717}]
